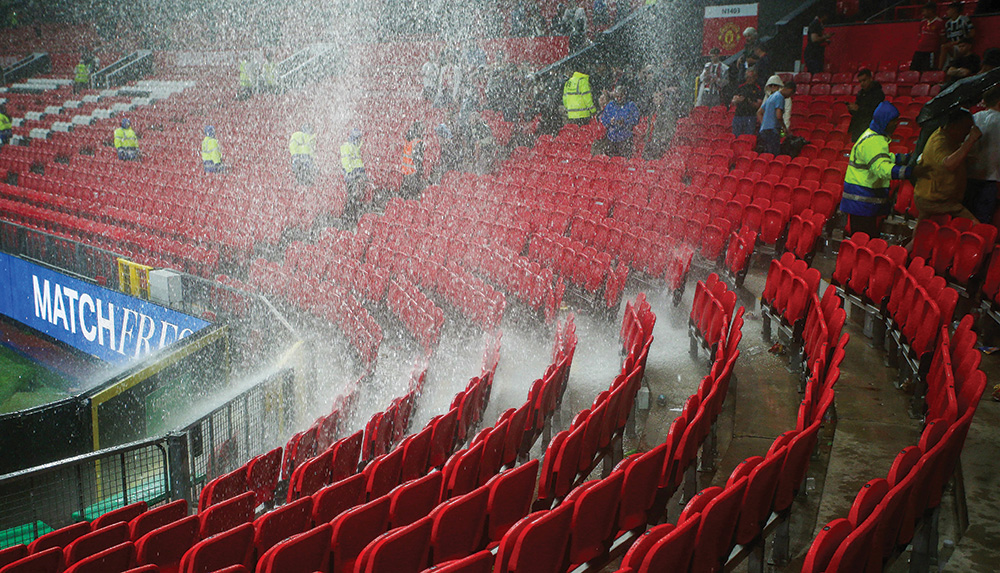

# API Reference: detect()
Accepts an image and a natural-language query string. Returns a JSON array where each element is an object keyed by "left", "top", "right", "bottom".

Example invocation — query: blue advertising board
[{"left": 0, "top": 252, "right": 209, "bottom": 364}]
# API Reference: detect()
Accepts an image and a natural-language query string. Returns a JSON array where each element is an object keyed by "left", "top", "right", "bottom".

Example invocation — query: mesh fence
[
  {"left": 0, "top": 439, "right": 169, "bottom": 549},
  {"left": 185, "top": 368, "right": 292, "bottom": 500}
]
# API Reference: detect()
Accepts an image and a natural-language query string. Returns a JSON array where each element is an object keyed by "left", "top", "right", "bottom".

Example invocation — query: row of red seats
[
  {"left": 784, "top": 209, "right": 829, "bottom": 263},
  {"left": 885, "top": 256, "right": 960, "bottom": 377},
  {"left": 795, "top": 82, "right": 941, "bottom": 99},
  {"left": 911, "top": 216, "right": 999, "bottom": 288},
  {"left": 723, "top": 228, "right": 758, "bottom": 288},
  {"left": 802, "top": 321, "right": 986, "bottom": 572},
  {"left": 388, "top": 278, "right": 446, "bottom": 352},
  {"left": 800, "top": 286, "right": 850, "bottom": 394},
  {"left": 762, "top": 253, "right": 823, "bottom": 335},
  {"left": 248, "top": 258, "right": 383, "bottom": 368},
  {"left": 689, "top": 273, "right": 737, "bottom": 360},
  {"left": 793, "top": 70, "right": 945, "bottom": 86},
  {"left": 833, "top": 232, "right": 909, "bottom": 310}
]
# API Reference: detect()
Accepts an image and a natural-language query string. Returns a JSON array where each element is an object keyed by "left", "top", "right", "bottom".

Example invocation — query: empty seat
[
  {"left": 134, "top": 515, "right": 200, "bottom": 573},
  {"left": 355, "top": 516, "right": 432, "bottom": 573},
  {"left": 253, "top": 497, "right": 312, "bottom": 560},
  {"left": 178, "top": 522, "right": 254, "bottom": 573},
  {"left": 199, "top": 491, "right": 255, "bottom": 539},
  {"left": 565, "top": 473, "right": 623, "bottom": 567},
  {"left": 485, "top": 459, "right": 539, "bottom": 543},
  {"left": 0, "top": 546, "right": 27, "bottom": 569},
  {"left": 27, "top": 521, "right": 90, "bottom": 554},
  {"left": 635, "top": 515, "right": 699, "bottom": 572},
  {"left": 63, "top": 542, "right": 135, "bottom": 573},
  {"left": 255, "top": 523, "right": 331, "bottom": 573},
  {"left": 495, "top": 501, "right": 574, "bottom": 573},
  {"left": 247, "top": 448, "right": 282, "bottom": 507},
  {"left": 64, "top": 523, "right": 130, "bottom": 567},
  {"left": 801, "top": 518, "right": 854, "bottom": 573},
  {"left": 329, "top": 496, "right": 391, "bottom": 573},
  {"left": 91, "top": 502, "right": 148, "bottom": 531},
  {"left": 430, "top": 486, "right": 489, "bottom": 564},
  {"left": 312, "top": 473, "right": 367, "bottom": 524},
  {"left": 199, "top": 468, "right": 249, "bottom": 512},
  {"left": 129, "top": 500, "right": 188, "bottom": 541},
  {"left": 0, "top": 547, "right": 63, "bottom": 573},
  {"left": 389, "top": 471, "right": 444, "bottom": 528}
]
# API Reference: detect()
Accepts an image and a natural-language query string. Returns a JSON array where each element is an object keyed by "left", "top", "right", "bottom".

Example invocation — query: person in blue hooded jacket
[{"left": 840, "top": 102, "right": 920, "bottom": 238}]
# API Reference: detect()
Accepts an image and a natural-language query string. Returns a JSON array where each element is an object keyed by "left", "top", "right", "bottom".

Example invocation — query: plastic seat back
[
  {"left": 255, "top": 523, "right": 331, "bottom": 573},
  {"left": 733, "top": 447, "right": 787, "bottom": 545},
  {"left": 199, "top": 467, "right": 249, "bottom": 512},
  {"left": 329, "top": 496, "right": 391, "bottom": 573},
  {"left": 801, "top": 518, "right": 854, "bottom": 573},
  {"left": 566, "top": 473, "right": 624, "bottom": 566},
  {"left": 62, "top": 542, "right": 135, "bottom": 573},
  {"left": 430, "top": 486, "right": 489, "bottom": 564},
  {"left": 389, "top": 471, "right": 443, "bottom": 528},
  {"left": 252, "top": 497, "right": 312, "bottom": 559},
  {"left": 27, "top": 521, "right": 90, "bottom": 554},
  {"left": 246, "top": 448, "right": 282, "bottom": 507},
  {"left": 0, "top": 547, "right": 63, "bottom": 573},
  {"left": 311, "top": 473, "right": 366, "bottom": 524},
  {"left": 199, "top": 491, "right": 255, "bottom": 539},
  {"left": 637, "top": 515, "right": 699, "bottom": 573},
  {"left": 134, "top": 515, "right": 199, "bottom": 571},
  {"left": 91, "top": 502, "right": 148, "bottom": 532},
  {"left": 178, "top": 522, "right": 253, "bottom": 572},
  {"left": 64, "top": 522, "right": 129, "bottom": 567},
  {"left": 357, "top": 516, "right": 432, "bottom": 573},
  {"left": 485, "top": 460, "right": 539, "bottom": 543},
  {"left": 507, "top": 501, "right": 575, "bottom": 573}
]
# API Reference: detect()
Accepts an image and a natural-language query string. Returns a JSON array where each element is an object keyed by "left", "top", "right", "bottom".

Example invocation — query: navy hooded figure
[{"left": 840, "top": 102, "right": 914, "bottom": 237}]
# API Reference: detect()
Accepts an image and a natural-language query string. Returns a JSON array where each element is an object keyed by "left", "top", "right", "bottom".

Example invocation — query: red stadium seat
[
  {"left": 255, "top": 523, "right": 331, "bottom": 573},
  {"left": 312, "top": 473, "right": 366, "bottom": 524},
  {"left": 135, "top": 515, "right": 200, "bottom": 573},
  {"left": 252, "top": 497, "right": 312, "bottom": 560},
  {"left": 91, "top": 503, "right": 148, "bottom": 532},
  {"left": 178, "top": 522, "right": 254, "bottom": 573},
  {"left": 63, "top": 542, "right": 135, "bottom": 573}
]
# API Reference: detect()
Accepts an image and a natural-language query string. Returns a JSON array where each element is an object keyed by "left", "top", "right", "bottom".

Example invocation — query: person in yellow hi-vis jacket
[
  {"left": 201, "top": 125, "right": 223, "bottom": 173},
  {"left": 114, "top": 118, "right": 139, "bottom": 161},
  {"left": 289, "top": 124, "right": 317, "bottom": 185},
  {"left": 340, "top": 128, "right": 369, "bottom": 223},
  {"left": 74, "top": 58, "right": 90, "bottom": 93},
  {"left": 563, "top": 70, "right": 596, "bottom": 125}
]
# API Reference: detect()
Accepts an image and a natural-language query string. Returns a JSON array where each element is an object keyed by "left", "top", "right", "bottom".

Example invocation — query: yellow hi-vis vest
[
  {"left": 563, "top": 72, "right": 595, "bottom": 119},
  {"left": 289, "top": 131, "right": 316, "bottom": 156},
  {"left": 341, "top": 140, "right": 364, "bottom": 175},
  {"left": 262, "top": 62, "right": 278, "bottom": 87},
  {"left": 114, "top": 127, "right": 138, "bottom": 149},
  {"left": 400, "top": 139, "right": 420, "bottom": 175},
  {"left": 202, "top": 136, "right": 221, "bottom": 164},
  {"left": 75, "top": 63, "right": 90, "bottom": 84},
  {"left": 0, "top": 112, "right": 11, "bottom": 131},
  {"left": 841, "top": 129, "right": 911, "bottom": 217},
  {"left": 239, "top": 60, "right": 253, "bottom": 88}
]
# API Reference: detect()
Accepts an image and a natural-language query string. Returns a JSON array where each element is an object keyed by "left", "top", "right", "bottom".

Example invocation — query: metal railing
[
  {"left": 0, "top": 365, "right": 297, "bottom": 549},
  {"left": 93, "top": 50, "right": 155, "bottom": 89},
  {"left": 182, "top": 367, "right": 295, "bottom": 499},
  {"left": 0, "top": 437, "right": 171, "bottom": 549}
]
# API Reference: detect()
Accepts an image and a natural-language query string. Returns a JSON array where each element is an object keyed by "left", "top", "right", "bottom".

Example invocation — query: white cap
[
  {"left": 743, "top": 27, "right": 757, "bottom": 37},
  {"left": 766, "top": 74, "right": 784, "bottom": 87}
]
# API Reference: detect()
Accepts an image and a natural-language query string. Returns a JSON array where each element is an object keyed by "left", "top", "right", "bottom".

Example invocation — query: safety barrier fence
[{"left": 0, "top": 367, "right": 297, "bottom": 550}]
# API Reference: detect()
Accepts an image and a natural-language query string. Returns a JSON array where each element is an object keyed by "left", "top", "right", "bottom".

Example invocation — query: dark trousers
[
  {"left": 604, "top": 138, "right": 633, "bottom": 158},
  {"left": 732, "top": 116, "right": 756, "bottom": 137},
  {"left": 964, "top": 179, "right": 998, "bottom": 224},
  {"left": 911, "top": 51, "right": 935, "bottom": 72},
  {"left": 847, "top": 214, "right": 882, "bottom": 238},
  {"left": 756, "top": 129, "right": 781, "bottom": 155}
]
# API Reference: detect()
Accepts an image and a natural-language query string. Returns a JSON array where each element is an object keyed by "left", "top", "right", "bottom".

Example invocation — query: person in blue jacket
[
  {"left": 599, "top": 86, "right": 639, "bottom": 157},
  {"left": 840, "top": 102, "right": 920, "bottom": 237}
]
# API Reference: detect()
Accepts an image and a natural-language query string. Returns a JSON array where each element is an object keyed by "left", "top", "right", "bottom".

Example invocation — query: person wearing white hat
[{"left": 761, "top": 74, "right": 792, "bottom": 132}]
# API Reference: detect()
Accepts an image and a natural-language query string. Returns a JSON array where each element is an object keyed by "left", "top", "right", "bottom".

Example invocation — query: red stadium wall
[{"left": 823, "top": 14, "right": 1000, "bottom": 71}]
